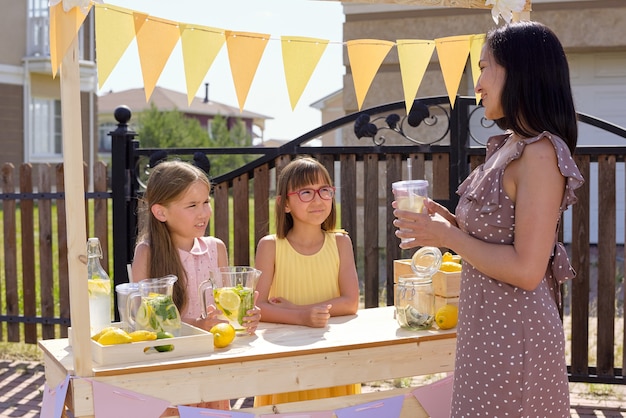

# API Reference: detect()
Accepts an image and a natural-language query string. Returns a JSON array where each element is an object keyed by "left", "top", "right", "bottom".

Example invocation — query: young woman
[{"left": 394, "top": 21, "right": 584, "bottom": 417}]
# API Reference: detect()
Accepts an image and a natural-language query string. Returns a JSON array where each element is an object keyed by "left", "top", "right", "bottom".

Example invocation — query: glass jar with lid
[{"left": 395, "top": 246, "right": 442, "bottom": 330}]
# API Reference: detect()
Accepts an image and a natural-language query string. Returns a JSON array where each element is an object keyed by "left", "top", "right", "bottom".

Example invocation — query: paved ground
[{"left": 1, "top": 359, "right": 625, "bottom": 418}]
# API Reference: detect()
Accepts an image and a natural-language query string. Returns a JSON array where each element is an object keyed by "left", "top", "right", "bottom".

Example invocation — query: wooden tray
[{"left": 72, "top": 323, "right": 214, "bottom": 366}]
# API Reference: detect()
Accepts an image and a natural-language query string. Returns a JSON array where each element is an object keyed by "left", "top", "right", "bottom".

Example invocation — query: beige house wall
[{"left": 342, "top": 1, "right": 626, "bottom": 114}]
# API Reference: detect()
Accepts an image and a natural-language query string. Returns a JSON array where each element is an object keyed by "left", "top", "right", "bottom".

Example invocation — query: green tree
[
  {"left": 137, "top": 103, "right": 209, "bottom": 148},
  {"left": 207, "top": 115, "right": 255, "bottom": 178}
]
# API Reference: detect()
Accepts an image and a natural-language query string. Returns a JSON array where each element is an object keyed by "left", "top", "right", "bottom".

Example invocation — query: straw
[{"left": 407, "top": 157, "right": 414, "bottom": 207}]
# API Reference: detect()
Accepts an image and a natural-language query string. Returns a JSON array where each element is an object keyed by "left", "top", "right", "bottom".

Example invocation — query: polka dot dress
[{"left": 452, "top": 132, "right": 584, "bottom": 417}]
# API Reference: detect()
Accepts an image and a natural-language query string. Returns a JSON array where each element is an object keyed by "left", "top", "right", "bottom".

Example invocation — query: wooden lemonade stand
[{"left": 42, "top": 1, "right": 530, "bottom": 416}]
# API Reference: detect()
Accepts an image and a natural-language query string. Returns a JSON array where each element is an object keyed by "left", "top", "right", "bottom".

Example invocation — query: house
[
  {"left": 0, "top": 1, "right": 97, "bottom": 170},
  {"left": 97, "top": 85, "right": 272, "bottom": 156}
]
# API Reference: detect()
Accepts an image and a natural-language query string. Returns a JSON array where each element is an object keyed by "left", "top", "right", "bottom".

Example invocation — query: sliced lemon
[
  {"left": 216, "top": 289, "right": 241, "bottom": 314},
  {"left": 91, "top": 326, "right": 119, "bottom": 341},
  {"left": 128, "top": 330, "right": 157, "bottom": 342},
  {"left": 440, "top": 261, "right": 462, "bottom": 272},
  {"left": 87, "top": 279, "right": 111, "bottom": 296},
  {"left": 135, "top": 302, "right": 152, "bottom": 329}
]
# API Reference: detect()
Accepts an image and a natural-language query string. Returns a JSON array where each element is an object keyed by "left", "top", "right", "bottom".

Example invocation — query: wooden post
[{"left": 60, "top": 36, "right": 92, "bottom": 377}]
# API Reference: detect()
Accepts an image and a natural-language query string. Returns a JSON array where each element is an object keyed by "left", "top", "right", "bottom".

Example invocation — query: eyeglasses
[{"left": 287, "top": 186, "right": 336, "bottom": 202}]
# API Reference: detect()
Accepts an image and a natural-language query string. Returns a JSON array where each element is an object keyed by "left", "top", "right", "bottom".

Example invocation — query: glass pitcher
[
  {"left": 128, "top": 275, "right": 182, "bottom": 336},
  {"left": 198, "top": 267, "right": 260, "bottom": 334},
  {"left": 395, "top": 246, "right": 441, "bottom": 330}
]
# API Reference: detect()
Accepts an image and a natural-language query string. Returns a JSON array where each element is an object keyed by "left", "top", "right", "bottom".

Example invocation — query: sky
[{"left": 99, "top": 0, "right": 345, "bottom": 141}]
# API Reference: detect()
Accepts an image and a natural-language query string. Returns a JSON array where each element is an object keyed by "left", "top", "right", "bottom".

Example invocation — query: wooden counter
[{"left": 39, "top": 306, "right": 456, "bottom": 417}]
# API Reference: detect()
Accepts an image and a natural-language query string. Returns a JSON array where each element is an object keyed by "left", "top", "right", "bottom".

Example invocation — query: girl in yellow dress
[{"left": 254, "top": 156, "right": 360, "bottom": 406}]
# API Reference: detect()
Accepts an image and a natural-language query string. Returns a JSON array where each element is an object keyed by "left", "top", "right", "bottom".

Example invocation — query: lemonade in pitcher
[
  {"left": 134, "top": 293, "right": 182, "bottom": 335},
  {"left": 213, "top": 285, "right": 254, "bottom": 330}
]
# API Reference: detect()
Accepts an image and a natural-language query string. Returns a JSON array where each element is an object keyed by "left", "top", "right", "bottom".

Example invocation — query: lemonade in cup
[
  {"left": 392, "top": 179, "right": 429, "bottom": 244},
  {"left": 199, "top": 267, "right": 260, "bottom": 335}
]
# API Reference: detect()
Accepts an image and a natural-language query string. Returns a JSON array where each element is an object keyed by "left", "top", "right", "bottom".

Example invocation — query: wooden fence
[{"left": 0, "top": 161, "right": 110, "bottom": 343}]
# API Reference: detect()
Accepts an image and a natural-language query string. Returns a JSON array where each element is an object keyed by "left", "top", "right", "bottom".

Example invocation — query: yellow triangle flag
[
  {"left": 396, "top": 39, "right": 435, "bottom": 114},
  {"left": 180, "top": 25, "right": 226, "bottom": 105},
  {"left": 346, "top": 39, "right": 394, "bottom": 111},
  {"left": 435, "top": 35, "right": 472, "bottom": 108},
  {"left": 134, "top": 14, "right": 181, "bottom": 102},
  {"left": 49, "top": 2, "right": 90, "bottom": 78},
  {"left": 469, "top": 34, "right": 486, "bottom": 105},
  {"left": 225, "top": 31, "right": 270, "bottom": 112},
  {"left": 281, "top": 36, "right": 329, "bottom": 110},
  {"left": 95, "top": 4, "right": 137, "bottom": 90}
]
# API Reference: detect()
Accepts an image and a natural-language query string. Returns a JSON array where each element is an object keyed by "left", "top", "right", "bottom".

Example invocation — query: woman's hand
[{"left": 393, "top": 198, "right": 457, "bottom": 250}]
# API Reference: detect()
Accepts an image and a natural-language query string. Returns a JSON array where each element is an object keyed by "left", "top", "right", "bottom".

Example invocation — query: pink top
[{"left": 177, "top": 236, "right": 220, "bottom": 319}]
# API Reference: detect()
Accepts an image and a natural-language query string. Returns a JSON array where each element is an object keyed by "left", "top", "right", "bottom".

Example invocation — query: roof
[{"left": 97, "top": 86, "right": 271, "bottom": 120}]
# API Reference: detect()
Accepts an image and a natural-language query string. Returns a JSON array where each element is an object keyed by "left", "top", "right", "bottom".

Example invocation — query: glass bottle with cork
[{"left": 87, "top": 237, "right": 112, "bottom": 335}]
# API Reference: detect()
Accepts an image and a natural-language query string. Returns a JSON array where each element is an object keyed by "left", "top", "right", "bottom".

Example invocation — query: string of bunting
[
  {"left": 49, "top": 2, "right": 489, "bottom": 114},
  {"left": 41, "top": 373, "right": 454, "bottom": 418}
]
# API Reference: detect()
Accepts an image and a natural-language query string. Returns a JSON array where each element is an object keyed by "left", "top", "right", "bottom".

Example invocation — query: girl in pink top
[{"left": 131, "top": 160, "right": 261, "bottom": 411}]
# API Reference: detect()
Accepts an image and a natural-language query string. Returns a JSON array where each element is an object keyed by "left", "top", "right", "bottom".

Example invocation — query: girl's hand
[
  {"left": 242, "top": 292, "right": 261, "bottom": 335},
  {"left": 188, "top": 305, "right": 226, "bottom": 331},
  {"left": 304, "top": 304, "right": 332, "bottom": 328}
]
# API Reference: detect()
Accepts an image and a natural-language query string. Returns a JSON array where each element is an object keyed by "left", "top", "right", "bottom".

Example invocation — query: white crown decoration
[{"left": 485, "top": 0, "right": 527, "bottom": 23}]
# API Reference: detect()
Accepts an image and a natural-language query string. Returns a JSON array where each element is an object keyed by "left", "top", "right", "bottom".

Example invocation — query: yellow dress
[{"left": 254, "top": 232, "right": 361, "bottom": 406}]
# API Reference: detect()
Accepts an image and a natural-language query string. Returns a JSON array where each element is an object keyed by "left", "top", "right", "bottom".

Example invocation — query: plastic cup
[{"left": 392, "top": 180, "right": 429, "bottom": 244}]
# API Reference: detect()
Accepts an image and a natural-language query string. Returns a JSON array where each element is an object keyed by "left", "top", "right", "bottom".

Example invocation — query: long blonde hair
[
  {"left": 275, "top": 157, "right": 336, "bottom": 238},
  {"left": 136, "top": 161, "right": 211, "bottom": 311}
]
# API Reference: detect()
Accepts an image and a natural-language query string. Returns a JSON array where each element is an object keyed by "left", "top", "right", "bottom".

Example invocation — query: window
[
  {"left": 98, "top": 122, "right": 116, "bottom": 153},
  {"left": 28, "top": 0, "right": 50, "bottom": 57},
  {"left": 29, "top": 98, "right": 62, "bottom": 162}
]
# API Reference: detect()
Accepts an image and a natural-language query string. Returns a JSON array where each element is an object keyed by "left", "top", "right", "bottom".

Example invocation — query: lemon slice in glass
[
  {"left": 87, "top": 279, "right": 111, "bottom": 296},
  {"left": 217, "top": 289, "right": 241, "bottom": 314}
]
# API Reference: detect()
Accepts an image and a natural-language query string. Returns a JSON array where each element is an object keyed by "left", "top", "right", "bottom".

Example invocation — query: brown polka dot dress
[{"left": 452, "top": 132, "right": 584, "bottom": 417}]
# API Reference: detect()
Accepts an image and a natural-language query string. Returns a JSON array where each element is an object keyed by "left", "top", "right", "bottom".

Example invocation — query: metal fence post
[{"left": 110, "top": 106, "right": 137, "bottom": 320}]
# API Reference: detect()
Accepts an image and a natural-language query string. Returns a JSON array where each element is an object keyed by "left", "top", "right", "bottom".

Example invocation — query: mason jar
[
  {"left": 395, "top": 246, "right": 441, "bottom": 330},
  {"left": 395, "top": 276, "right": 435, "bottom": 330}
]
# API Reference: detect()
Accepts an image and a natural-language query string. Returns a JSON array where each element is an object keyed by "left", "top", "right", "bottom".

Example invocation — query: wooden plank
[
  {"left": 363, "top": 154, "right": 379, "bottom": 308},
  {"left": 253, "top": 163, "right": 270, "bottom": 248},
  {"left": 233, "top": 173, "right": 250, "bottom": 265},
  {"left": 409, "top": 153, "right": 425, "bottom": 181},
  {"left": 432, "top": 152, "right": 450, "bottom": 201},
  {"left": 56, "top": 164, "right": 70, "bottom": 337},
  {"left": 1, "top": 163, "right": 18, "bottom": 341},
  {"left": 38, "top": 164, "right": 55, "bottom": 340},
  {"left": 570, "top": 154, "right": 590, "bottom": 376},
  {"left": 60, "top": 37, "right": 92, "bottom": 376},
  {"left": 213, "top": 181, "right": 230, "bottom": 255},
  {"left": 340, "top": 154, "right": 357, "bottom": 256},
  {"left": 20, "top": 163, "right": 37, "bottom": 343},
  {"left": 386, "top": 154, "right": 403, "bottom": 306},
  {"left": 597, "top": 154, "right": 616, "bottom": 377},
  {"left": 93, "top": 162, "right": 109, "bottom": 274}
]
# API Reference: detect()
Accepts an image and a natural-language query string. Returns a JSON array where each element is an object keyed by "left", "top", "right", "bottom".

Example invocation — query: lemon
[
  {"left": 128, "top": 330, "right": 157, "bottom": 342},
  {"left": 91, "top": 326, "right": 119, "bottom": 341},
  {"left": 440, "top": 261, "right": 462, "bottom": 272},
  {"left": 97, "top": 328, "right": 132, "bottom": 345},
  {"left": 435, "top": 305, "right": 458, "bottom": 330},
  {"left": 135, "top": 302, "right": 153, "bottom": 329},
  {"left": 442, "top": 252, "right": 462, "bottom": 264},
  {"left": 154, "top": 331, "right": 175, "bottom": 352},
  {"left": 216, "top": 289, "right": 241, "bottom": 314},
  {"left": 210, "top": 323, "right": 236, "bottom": 348},
  {"left": 87, "top": 278, "right": 111, "bottom": 296}
]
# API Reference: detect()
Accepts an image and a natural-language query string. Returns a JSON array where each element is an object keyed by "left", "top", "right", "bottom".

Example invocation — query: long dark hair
[{"left": 487, "top": 21, "right": 577, "bottom": 153}]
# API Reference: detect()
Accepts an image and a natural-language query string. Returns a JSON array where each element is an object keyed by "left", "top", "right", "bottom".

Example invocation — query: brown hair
[
  {"left": 275, "top": 157, "right": 336, "bottom": 238},
  {"left": 136, "top": 161, "right": 211, "bottom": 311}
]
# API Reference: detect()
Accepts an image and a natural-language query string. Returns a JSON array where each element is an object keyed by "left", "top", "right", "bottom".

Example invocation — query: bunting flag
[
  {"left": 396, "top": 39, "right": 436, "bottom": 114},
  {"left": 180, "top": 24, "right": 226, "bottom": 105},
  {"left": 335, "top": 394, "right": 405, "bottom": 418},
  {"left": 92, "top": 380, "right": 171, "bottom": 417},
  {"left": 49, "top": 2, "right": 91, "bottom": 78},
  {"left": 469, "top": 34, "right": 486, "bottom": 104},
  {"left": 134, "top": 14, "right": 181, "bottom": 102},
  {"left": 411, "top": 374, "right": 454, "bottom": 418},
  {"left": 225, "top": 31, "right": 270, "bottom": 112},
  {"left": 40, "top": 375, "right": 70, "bottom": 418},
  {"left": 346, "top": 39, "right": 395, "bottom": 111},
  {"left": 94, "top": 4, "right": 136, "bottom": 89},
  {"left": 178, "top": 405, "right": 255, "bottom": 417},
  {"left": 260, "top": 412, "right": 334, "bottom": 418},
  {"left": 435, "top": 35, "right": 472, "bottom": 108},
  {"left": 281, "top": 36, "right": 329, "bottom": 110}
]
